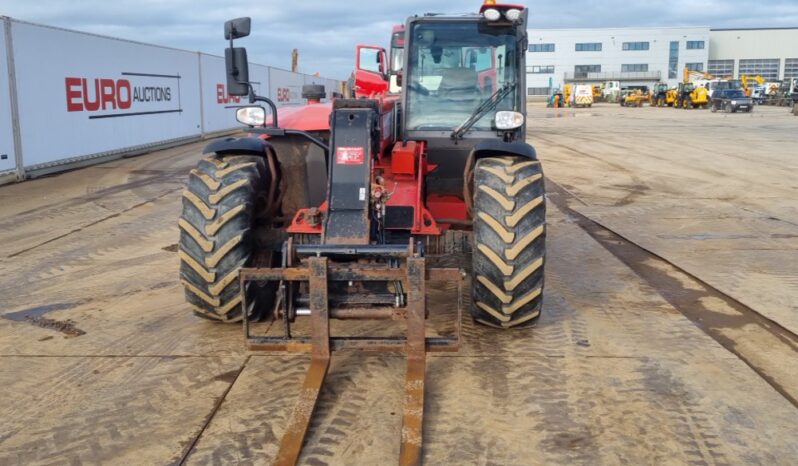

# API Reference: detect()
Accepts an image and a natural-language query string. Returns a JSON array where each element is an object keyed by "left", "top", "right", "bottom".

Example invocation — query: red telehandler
[{"left": 178, "top": 3, "right": 545, "bottom": 464}]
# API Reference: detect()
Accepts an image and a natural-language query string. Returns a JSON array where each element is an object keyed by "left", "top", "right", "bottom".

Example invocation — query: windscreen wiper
[{"left": 451, "top": 82, "right": 516, "bottom": 140}]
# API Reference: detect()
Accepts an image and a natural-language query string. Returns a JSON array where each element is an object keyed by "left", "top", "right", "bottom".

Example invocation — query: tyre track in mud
[
  {"left": 545, "top": 179, "right": 798, "bottom": 407},
  {"left": 534, "top": 134, "right": 649, "bottom": 207},
  {"left": 5, "top": 186, "right": 182, "bottom": 258},
  {"left": 0, "top": 142, "right": 202, "bottom": 259}
]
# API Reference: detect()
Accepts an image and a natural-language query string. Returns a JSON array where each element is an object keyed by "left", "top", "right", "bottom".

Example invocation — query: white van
[{"left": 573, "top": 85, "right": 594, "bottom": 108}]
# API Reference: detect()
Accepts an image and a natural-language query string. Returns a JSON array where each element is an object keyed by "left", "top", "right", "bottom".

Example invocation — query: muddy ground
[{"left": 0, "top": 103, "right": 796, "bottom": 465}]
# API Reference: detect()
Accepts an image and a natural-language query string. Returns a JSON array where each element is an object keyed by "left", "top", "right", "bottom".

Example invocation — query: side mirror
[
  {"left": 225, "top": 47, "right": 250, "bottom": 96},
  {"left": 378, "top": 50, "right": 388, "bottom": 80},
  {"left": 224, "top": 17, "right": 251, "bottom": 40}
]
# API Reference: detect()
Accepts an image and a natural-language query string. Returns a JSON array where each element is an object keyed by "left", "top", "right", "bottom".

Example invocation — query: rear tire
[
  {"left": 471, "top": 156, "right": 546, "bottom": 329},
  {"left": 178, "top": 153, "right": 277, "bottom": 322}
]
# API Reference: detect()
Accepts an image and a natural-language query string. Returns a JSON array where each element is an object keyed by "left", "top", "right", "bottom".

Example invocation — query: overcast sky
[{"left": 2, "top": 0, "right": 797, "bottom": 78}]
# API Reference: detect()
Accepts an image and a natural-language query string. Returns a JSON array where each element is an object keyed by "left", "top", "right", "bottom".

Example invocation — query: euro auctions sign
[{"left": 65, "top": 72, "right": 182, "bottom": 118}]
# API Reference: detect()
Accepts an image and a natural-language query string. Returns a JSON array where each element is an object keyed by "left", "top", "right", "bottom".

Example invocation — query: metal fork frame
[{"left": 240, "top": 256, "right": 463, "bottom": 466}]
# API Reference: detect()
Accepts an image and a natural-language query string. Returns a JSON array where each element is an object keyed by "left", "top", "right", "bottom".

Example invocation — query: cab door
[{"left": 354, "top": 45, "right": 389, "bottom": 98}]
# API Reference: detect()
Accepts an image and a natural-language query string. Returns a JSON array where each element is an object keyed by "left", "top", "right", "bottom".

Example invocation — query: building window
[
  {"left": 575, "top": 42, "right": 602, "bottom": 52},
  {"left": 528, "top": 65, "right": 555, "bottom": 74},
  {"left": 574, "top": 64, "right": 601, "bottom": 78},
  {"left": 686, "top": 63, "right": 704, "bottom": 72},
  {"left": 686, "top": 41, "right": 705, "bottom": 50},
  {"left": 622, "top": 64, "right": 649, "bottom": 72},
  {"left": 708, "top": 59, "right": 734, "bottom": 77},
  {"left": 739, "top": 58, "right": 780, "bottom": 80},
  {"left": 530, "top": 43, "right": 555, "bottom": 53},
  {"left": 622, "top": 41, "right": 649, "bottom": 51},
  {"left": 785, "top": 59, "right": 798, "bottom": 79},
  {"left": 668, "top": 41, "right": 679, "bottom": 79},
  {"left": 527, "top": 87, "right": 551, "bottom": 96}
]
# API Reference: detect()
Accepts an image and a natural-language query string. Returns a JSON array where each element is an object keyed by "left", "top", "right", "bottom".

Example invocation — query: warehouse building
[
  {"left": 708, "top": 28, "right": 798, "bottom": 81},
  {"left": 526, "top": 26, "right": 798, "bottom": 96}
]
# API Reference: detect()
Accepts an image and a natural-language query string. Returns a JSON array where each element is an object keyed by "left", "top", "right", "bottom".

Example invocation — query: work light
[
  {"left": 236, "top": 106, "right": 266, "bottom": 126},
  {"left": 495, "top": 111, "right": 524, "bottom": 130},
  {"left": 505, "top": 8, "right": 522, "bottom": 21},
  {"left": 483, "top": 8, "right": 501, "bottom": 21}
]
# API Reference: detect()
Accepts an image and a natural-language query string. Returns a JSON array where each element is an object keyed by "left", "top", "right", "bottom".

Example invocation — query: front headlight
[
  {"left": 495, "top": 111, "right": 524, "bottom": 130},
  {"left": 236, "top": 106, "right": 266, "bottom": 126},
  {"left": 731, "top": 100, "right": 737, "bottom": 105}
]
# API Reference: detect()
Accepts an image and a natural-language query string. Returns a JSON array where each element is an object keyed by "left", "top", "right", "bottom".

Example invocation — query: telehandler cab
[{"left": 177, "top": 3, "right": 545, "bottom": 464}]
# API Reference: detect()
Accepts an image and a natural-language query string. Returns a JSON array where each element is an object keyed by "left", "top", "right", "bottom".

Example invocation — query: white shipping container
[
  {"left": 199, "top": 53, "right": 269, "bottom": 133},
  {"left": 0, "top": 19, "right": 16, "bottom": 174},
  {"left": 10, "top": 20, "right": 203, "bottom": 169}
]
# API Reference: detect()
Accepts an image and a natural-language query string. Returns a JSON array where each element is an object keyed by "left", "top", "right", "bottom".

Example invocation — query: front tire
[
  {"left": 178, "top": 153, "right": 277, "bottom": 322},
  {"left": 471, "top": 156, "right": 546, "bottom": 328}
]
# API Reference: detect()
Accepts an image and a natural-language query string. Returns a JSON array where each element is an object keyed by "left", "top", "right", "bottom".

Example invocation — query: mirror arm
[{"left": 248, "top": 87, "right": 279, "bottom": 128}]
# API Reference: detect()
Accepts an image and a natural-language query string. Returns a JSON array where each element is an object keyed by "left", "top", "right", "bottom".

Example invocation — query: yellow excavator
[{"left": 741, "top": 74, "right": 764, "bottom": 97}]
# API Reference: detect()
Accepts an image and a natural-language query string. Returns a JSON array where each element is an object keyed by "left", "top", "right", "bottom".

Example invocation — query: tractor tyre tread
[
  {"left": 178, "top": 153, "right": 270, "bottom": 322},
  {"left": 471, "top": 156, "right": 546, "bottom": 329}
]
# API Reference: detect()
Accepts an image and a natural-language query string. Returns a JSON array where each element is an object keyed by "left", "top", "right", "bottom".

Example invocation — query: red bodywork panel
[
  {"left": 375, "top": 141, "right": 442, "bottom": 235},
  {"left": 283, "top": 96, "right": 467, "bottom": 236},
  {"left": 264, "top": 102, "right": 332, "bottom": 133}
]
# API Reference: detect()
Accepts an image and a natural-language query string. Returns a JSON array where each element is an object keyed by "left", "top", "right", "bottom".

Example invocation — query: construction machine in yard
[
  {"left": 665, "top": 87, "right": 678, "bottom": 106},
  {"left": 592, "top": 84, "right": 603, "bottom": 102},
  {"left": 563, "top": 83, "right": 573, "bottom": 106},
  {"left": 178, "top": 4, "right": 544, "bottom": 465},
  {"left": 682, "top": 67, "right": 736, "bottom": 106},
  {"left": 547, "top": 89, "right": 564, "bottom": 108},
  {"left": 601, "top": 80, "right": 621, "bottom": 103},
  {"left": 651, "top": 82, "right": 669, "bottom": 107},
  {"left": 675, "top": 82, "right": 709, "bottom": 109},
  {"left": 741, "top": 74, "right": 764, "bottom": 97},
  {"left": 765, "top": 78, "right": 798, "bottom": 107},
  {"left": 620, "top": 88, "right": 650, "bottom": 107}
]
